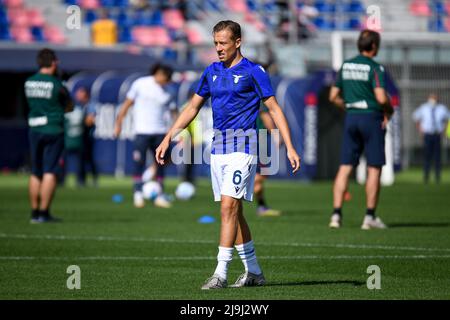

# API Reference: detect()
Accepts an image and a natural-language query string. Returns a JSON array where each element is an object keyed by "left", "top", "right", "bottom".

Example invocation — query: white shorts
[{"left": 211, "top": 152, "right": 257, "bottom": 202}]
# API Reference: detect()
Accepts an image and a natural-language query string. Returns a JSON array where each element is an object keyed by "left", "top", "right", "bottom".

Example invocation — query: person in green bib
[
  {"left": 328, "top": 30, "right": 393, "bottom": 230},
  {"left": 25, "top": 48, "right": 73, "bottom": 223}
]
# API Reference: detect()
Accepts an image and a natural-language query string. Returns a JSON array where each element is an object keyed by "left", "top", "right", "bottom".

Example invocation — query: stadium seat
[
  {"left": 0, "top": 10, "right": 8, "bottom": 26},
  {"left": 64, "top": 0, "right": 78, "bottom": 5},
  {"left": 410, "top": 0, "right": 431, "bottom": 16},
  {"left": 428, "top": 16, "right": 446, "bottom": 32},
  {"left": 150, "top": 10, "right": 162, "bottom": 26},
  {"left": 431, "top": 1, "right": 447, "bottom": 15},
  {"left": 185, "top": 26, "right": 203, "bottom": 45},
  {"left": 204, "top": 0, "right": 221, "bottom": 12},
  {"left": 115, "top": 9, "right": 134, "bottom": 26},
  {"left": 345, "top": 17, "right": 361, "bottom": 30},
  {"left": 84, "top": 10, "right": 98, "bottom": 23},
  {"left": 27, "top": 8, "right": 45, "bottom": 27},
  {"left": 446, "top": 0, "right": 450, "bottom": 15},
  {"left": 445, "top": 16, "right": 450, "bottom": 31},
  {"left": 10, "top": 25, "right": 33, "bottom": 43},
  {"left": 43, "top": 25, "right": 66, "bottom": 43},
  {"left": 131, "top": 26, "right": 171, "bottom": 46},
  {"left": 245, "top": 12, "right": 266, "bottom": 31},
  {"left": 8, "top": 8, "right": 28, "bottom": 27},
  {"left": 114, "top": 0, "right": 129, "bottom": 8},
  {"left": 0, "top": 24, "right": 11, "bottom": 40},
  {"left": 79, "top": 0, "right": 100, "bottom": 10},
  {"left": 118, "top": 25, "right": 131, "bottom": 42},
  {"left": 163, "top": 48, "right": 177, "bottom": 61},
  {"left": 4, "top": 0, "right": 23, "bottom": 8},
  {"left": 134, "top": 10, "right": 152, "bottom": 26},
  {"left": 246, "top": 0, "right": 258, "bottom": 12},
  {"left": 344, "top": 0, "right": 365, "bottom": 13},
  {"left": 225, "top": 0, "right": 248, "bottom": 13},
  {"left": 162, "top": 9, "right": 184, "bottom": 30},
  {"left": 263, "top": 0, "right": 276, "bottom": 12},
  {"left": 31, "top": 26, "right": 44, "bottom": 41},
  {"left": 100, "top": 0, "right": 115, "bottom": 8},
  {"left": 315, "top": 1, "right": 336, "bottom": 13},
  {"left": 313, "top": 16, "right": 336, "bottom": 30}
]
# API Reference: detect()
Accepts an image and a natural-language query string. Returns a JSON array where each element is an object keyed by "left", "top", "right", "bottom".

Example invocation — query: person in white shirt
[
  {"left": 114, "top": 63, "right": 177, "bottom": 208},
  {"left": 413, "top": 93, "right": 449, "bottom": 183}
]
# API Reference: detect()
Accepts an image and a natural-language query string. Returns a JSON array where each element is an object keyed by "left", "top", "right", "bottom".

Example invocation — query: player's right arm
[
  {"left": 113, "top": 98, "right": 133, "bottom": 138},
  {"left": 155, "top": 93, "right": 205, "bottom": 165},
  {"left": 372, "top": 64, "right": 393, "bottom": 128},
  {"left": 329, "top": 67, "right": 345, "bottom": 109}
]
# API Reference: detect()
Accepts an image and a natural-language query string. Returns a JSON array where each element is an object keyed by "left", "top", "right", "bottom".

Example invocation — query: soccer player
[
  {"left": 81, "top": 87, "right": 99, "bottom": 187},
  {"left": 328, "top": 30, "right": 393, "bottom": 230},
  {"left": 25, "top": 48, "right": 73, "bottom": 223},
  {"left": 155, "top": 20, "right": 300, "bottom": 289},
  {"left": 114, "top": 63, "right": 177, "bottom": 208}
]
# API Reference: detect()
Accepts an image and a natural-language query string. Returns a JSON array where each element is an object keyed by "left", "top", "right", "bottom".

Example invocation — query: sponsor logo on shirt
[
  {"left": 342, "top": 63, "right": 370, "bottom": 81},
  {"left": 28, "top": 116, "right": 48, "bottom": 127},
  {"left": 233, "top": 75, "right": 243, "bottom": 84},
  {"left": 25, "top": 81, "right": 54, "bottom": 99}
]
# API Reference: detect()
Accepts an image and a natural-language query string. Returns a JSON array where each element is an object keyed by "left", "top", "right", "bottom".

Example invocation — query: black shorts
[
  {"left": 340, "top": 112, "right": 386, "bottom": 167},
  {"left": 29, "top": 130, "right": 64, "bottom": 177}
]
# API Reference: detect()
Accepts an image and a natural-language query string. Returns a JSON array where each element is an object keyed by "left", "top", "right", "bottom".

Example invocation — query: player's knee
[{"left": 220, "top": 200, "right": 239, "bottom": 219}]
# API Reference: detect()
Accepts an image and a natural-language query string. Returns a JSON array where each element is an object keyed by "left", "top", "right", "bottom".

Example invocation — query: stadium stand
[
  {"left": 2, "top": 0, "right": 450, "bottom": 48},
  {"left": 0, "top": 0, "right": 67, "bottom": 43}
]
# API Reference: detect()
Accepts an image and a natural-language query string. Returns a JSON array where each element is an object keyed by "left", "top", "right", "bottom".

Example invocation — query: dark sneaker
[{"left": 39, "top": 215, "right": 62, "bottom": 223}]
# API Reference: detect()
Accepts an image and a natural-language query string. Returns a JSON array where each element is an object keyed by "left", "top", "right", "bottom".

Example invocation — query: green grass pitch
[{"left": 0, "top": 169, "right": 449, "bottom": 299}]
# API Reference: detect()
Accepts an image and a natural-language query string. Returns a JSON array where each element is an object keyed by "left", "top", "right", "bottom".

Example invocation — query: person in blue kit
[
  {"left": 413, "top": 93, "right": 449, "bottom": 184},
  {"left": 156, "top": 20, "right": 301, "bottom": 289},
  {"left": 328, "top": 30, "right": 394, "bottom": 230}
]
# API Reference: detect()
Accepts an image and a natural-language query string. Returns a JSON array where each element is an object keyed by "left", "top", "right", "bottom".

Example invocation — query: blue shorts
[
  {"left": 29, "top": 130, "right": 64, "bottom": 178},
  {"left": 340, "top": 112, "right": 386, "bottom": 167},
  {"left": 132, "top": 134, "right": 173, "bottom": 177}
]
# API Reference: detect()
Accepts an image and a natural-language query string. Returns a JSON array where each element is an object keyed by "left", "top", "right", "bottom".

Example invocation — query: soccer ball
[
  {"left": 175, "top": 181, "right": 196, "bottom": 200},
  {"left": 142, "top": 181, "right": 162, "bottom": 201}
]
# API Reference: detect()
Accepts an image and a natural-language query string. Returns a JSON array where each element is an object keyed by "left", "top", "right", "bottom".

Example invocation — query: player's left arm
[
  {"left": 260, "top": 109, "right": 282, "bottom": 147},
  {"left": 263, "top": 96, "right": 300, "bottom": 173},
  {"left": 260, "top": 110, "right": 276, "bottom": 131},
  {"left": 372, "top": 64, "right": 393, "bottom": 122}
]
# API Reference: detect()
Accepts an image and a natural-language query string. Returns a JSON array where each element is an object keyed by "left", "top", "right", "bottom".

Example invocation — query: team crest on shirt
[
  {"left": 233, "top": 75, "right": 243, "bottom": 84},
  {"left": 212, "top": 75, "right": 217, "bottom": 82}
]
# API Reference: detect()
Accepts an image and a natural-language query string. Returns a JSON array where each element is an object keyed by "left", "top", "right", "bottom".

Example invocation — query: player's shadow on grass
[
  {"left": 266, "top": 280, "right": 365, "bottom": 287},
  {"left": 387, "top": 222, "right": 450, "bottom": 228}
]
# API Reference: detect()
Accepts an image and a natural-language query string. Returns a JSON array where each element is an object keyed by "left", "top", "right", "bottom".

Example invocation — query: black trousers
[{"left": 423, "top": 133, "right": 442, "bottom": 183}]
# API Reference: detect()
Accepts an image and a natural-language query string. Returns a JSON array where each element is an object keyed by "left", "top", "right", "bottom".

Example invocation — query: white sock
[
  {"left": 235, "top": 240, "right": 262, "bottom": 275},
  {"left": 214, "top": 246, "right": 234, "bottom": 280}
]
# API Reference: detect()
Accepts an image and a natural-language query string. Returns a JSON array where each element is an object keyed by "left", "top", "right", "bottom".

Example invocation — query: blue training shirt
[{"left": 196, "top": 57, "right": 274, "bottom": 155}]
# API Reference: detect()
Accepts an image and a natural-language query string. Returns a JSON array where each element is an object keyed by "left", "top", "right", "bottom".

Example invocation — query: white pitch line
[
  {"left": 1, "top": 232, "right": 450, "bottom": 253},
  {"left": 0, "top": 255, "right": 450, "bottom": 261}
]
